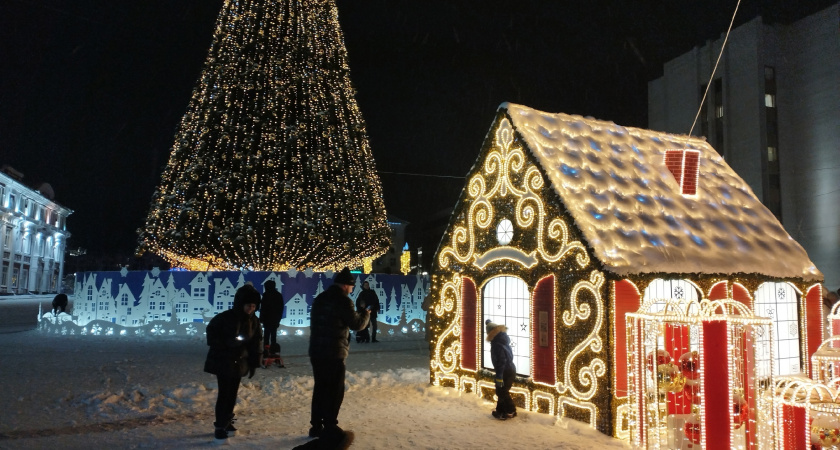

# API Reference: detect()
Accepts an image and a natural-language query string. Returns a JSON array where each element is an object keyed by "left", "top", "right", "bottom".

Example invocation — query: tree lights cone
[{"left": 137, "top": 0, "right": 390, "bottom": 271}]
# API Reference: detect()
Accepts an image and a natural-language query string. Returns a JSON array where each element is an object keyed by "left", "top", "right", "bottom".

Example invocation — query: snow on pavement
[{"left": 0, "top": 303, "right": 627, "bottom": 449}]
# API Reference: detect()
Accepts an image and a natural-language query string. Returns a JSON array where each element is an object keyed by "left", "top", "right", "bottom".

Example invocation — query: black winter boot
[
  {"left": 213, "top": 422, "right": 229, "bottom": 443},
  {"left": 225, "top": 415, "right": 237, "bottom": 436}
]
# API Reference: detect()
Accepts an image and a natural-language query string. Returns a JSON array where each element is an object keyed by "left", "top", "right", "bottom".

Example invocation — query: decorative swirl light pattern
[
  {"left": 438, "top": 117, "right": 589, "bottom": 270},
  {"left": 563, "top": 270, "right": 606, "bottom": 401},
  {"left": 431, "top": 275, "right": 462, "bottom": 374}
]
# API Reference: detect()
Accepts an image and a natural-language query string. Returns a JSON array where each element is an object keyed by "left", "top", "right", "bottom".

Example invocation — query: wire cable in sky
[
  {"left": 378, "top": 171, "right": 465, "bottom": 179},
  {"left": 687, "top": 0, "right": 742, "bottom": 139}
]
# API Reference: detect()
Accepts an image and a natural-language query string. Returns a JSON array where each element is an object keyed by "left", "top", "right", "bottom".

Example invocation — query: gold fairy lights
[
  {"left": 430, "top": 114, "right": 605, "bottom": 431},
  {"left": 137, "top": 0, "right": 390, "bottom": 272},
  {"left": 626, "top": 298, "right": 775, "bottom": 449}
]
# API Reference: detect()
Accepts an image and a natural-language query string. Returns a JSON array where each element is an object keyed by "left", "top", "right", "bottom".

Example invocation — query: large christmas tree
[{"left": 138, "top": 0, "right": 391, "bottom": 271}]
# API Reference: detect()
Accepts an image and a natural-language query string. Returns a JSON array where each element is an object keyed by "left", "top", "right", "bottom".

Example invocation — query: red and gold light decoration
[
  {"left": 626, "top": 298, "right": 775, "bottom": 448},
  {"left": 137, "top": 0, "right": 390, "bottom": 272},
  {"left": 811, "top": 336, "right": 840, "bottom": 384},
  {"left": 772, "top": 376, "right": 840, "bottom": 448}
]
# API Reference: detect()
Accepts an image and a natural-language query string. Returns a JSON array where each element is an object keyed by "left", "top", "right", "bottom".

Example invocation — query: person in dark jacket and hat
[
  {"left": 357, "top": 281, "right": 380, "bottom": 342},
  {"left": 486, "top": 319, "right": 517, "bottom": 420},
  {"left": 259, "top": 279, "right": 284, "bottom": 352},
  {"left": 306, "top": 267, "right": 369, "bottom": 447},
  {"left": 204, "top": 284, "right": 263, "bottom": 442}
]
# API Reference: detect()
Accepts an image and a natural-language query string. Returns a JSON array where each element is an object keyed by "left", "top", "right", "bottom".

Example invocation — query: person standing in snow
[
  {"left": 204, "top": 284, "right": 263, "bottom": 443},
  {"left": 259, "top": 279, "right": 284, "bottom": 353},
  {"left": 485, "top": 319, "right": 517, "bottom": 420},
  {"left": 357, "top": 281, "right": 380, "bottom": 342},
  {"left": 52, "top": 293, "right": 68, "bottom": 315},
  {"left": 306, "top": 267, "right": 369, "bottom": 447}
]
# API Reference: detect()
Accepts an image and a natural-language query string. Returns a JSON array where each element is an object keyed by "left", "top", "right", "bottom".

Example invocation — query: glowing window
[
  {"left": 482, "top": 276, "right": 531, "bottom": 377},
  {"left": 754, "top": 282, "right": 800, "bottom": 376},
  {"left": 643, "top": 279, "right": 701, "bottom": 348},
  {"left": 496, "top": 219, "right": 514, "bottom": 245}
]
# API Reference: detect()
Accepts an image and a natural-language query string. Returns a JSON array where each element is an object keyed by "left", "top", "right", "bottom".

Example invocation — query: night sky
[{"left": 1, "top": 0, "right": 834, "bottom": 265}]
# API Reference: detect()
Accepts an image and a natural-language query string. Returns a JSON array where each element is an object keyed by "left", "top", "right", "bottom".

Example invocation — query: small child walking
[{"left": 485, "top": 319, "right": 517, "bottom": 419}]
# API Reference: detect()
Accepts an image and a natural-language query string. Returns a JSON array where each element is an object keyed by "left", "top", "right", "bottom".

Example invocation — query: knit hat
[
  {"left": 485, "top": 319, "right": 504, "bottom": 333},
  {"left": 485, "top": 319, "right": 507, "bottom": 341},
  {"left": 334, "top": 267, "right": 355, "bottom": 286}
]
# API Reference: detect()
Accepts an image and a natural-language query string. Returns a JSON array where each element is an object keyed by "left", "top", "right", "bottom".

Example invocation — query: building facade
[
  {"left": 370, "top": 215, "right": 409, "bottom": 274},
  {"left": 0, "top": 166, "right": 72, "bottom": 294},
  {"left": 648, "top": 3, "right": 840, "bottom": 288}
]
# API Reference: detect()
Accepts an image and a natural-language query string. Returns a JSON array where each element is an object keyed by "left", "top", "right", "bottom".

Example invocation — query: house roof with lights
[{"left": 503, "top": 102, "right": 821, "bottom": 281}]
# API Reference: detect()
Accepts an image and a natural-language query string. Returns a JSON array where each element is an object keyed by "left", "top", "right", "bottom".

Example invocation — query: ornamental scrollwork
[
  {"left": 431, "top": 274, "right": 462, "bottom": 374},
  {"left": 563, "top": 270, "right": 606, "bottom": 401},
  {"left": 438, "top": 117, "right": 589, "bottom": 270}
]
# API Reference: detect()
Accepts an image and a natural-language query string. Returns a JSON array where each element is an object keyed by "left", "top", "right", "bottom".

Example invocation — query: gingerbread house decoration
[{"left": 428, "top": 103, "right": 823, "bottom": 438}]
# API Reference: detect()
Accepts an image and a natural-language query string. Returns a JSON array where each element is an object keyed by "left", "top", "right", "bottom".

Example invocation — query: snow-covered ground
[{"left": 0, "top": 297, "right": 627, "bottom": 449}]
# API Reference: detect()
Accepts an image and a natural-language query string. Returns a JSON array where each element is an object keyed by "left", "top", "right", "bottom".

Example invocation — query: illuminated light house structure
[{"left": 427, "top": 103, "right": 823, "bottom": 438}]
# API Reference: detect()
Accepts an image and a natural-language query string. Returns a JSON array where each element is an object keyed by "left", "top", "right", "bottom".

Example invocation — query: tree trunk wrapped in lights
[{"left": 137, "top": 0, "right": 390, "bottom": 271}]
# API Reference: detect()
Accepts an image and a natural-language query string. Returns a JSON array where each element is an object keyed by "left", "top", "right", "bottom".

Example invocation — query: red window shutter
[
  {"left": 531, "top": 275, "right": 555, "bottom": 385},
  {"left": 460, "top": 277, "right": 477, "bottom": 371},
  {"left": 732, "top": 283, "right": 752, "bottom": 310},
  {"left": 805, "top": 284, "right": 823, "bottom": 376},
  {"left": 708, "top": 281, "right": 728, "bottom": 301},
  {"left": 613, "top": 279, "right": 641, "bottom": 397}
]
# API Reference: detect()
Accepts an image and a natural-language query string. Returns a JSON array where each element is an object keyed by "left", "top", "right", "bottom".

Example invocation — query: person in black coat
[
  {"left": 204, "top": 284, "right": 263, "bottom": 442},
  {"left": 52, "top": 293, "right": 69, "bottom": 315},
  {"left": 307, "top": 267, "right": 369, "bottom": 447},
  {"left": 259, "top": 280, "right": 284, "bottom": 351},
  {"left": 486, "top": 319, "right": 517, "bottom": 420},
  {"left": 357, "top": 281, "right": 380, "bottom": 342}
]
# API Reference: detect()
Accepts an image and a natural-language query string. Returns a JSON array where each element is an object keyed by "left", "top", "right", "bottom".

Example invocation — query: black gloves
[
  {"left": 495, "top": 378, "right": 504, "bottom": 389},
  {"left": 248, "top": 367, "right": 256, "bottom": 379}
]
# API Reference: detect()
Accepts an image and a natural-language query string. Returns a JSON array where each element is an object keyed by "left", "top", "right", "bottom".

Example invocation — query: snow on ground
[{"left": 0, "top": 297, "right": 628, "bottom": 449}]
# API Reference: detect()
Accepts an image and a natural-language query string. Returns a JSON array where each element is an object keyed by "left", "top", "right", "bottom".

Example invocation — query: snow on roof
[{"left": 504, "top": 103, "right": 821, "bottom": 281}]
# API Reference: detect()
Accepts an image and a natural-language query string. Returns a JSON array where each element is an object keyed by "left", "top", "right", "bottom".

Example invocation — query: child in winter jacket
[
  {"left": 485, "top": 319, "right": 517, "bottom": 419},
  {"left": 204, "top": 284, "right": 263, "bottom": 442}
]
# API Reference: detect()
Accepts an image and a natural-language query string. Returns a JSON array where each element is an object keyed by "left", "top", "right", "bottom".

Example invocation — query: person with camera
[{"left": 204, "top": 284, "right": 263, "bottom": 443}]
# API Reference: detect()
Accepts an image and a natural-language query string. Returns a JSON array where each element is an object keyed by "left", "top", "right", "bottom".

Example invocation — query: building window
[
  {"left": 764, "top": 94, "right": 776, "bottom": 108},
  {"left": 768, "top": 147, "right": 778, "bottom": 162},
  {"left": 8, "top": 194, "right": 15, "bottom": 211},
  {"left": 121, "top": 293, "right": 129, "bottom": 306},
  {"left": 754, "top": 282, "right": 800, "bottom": 376},
  {"left": 482, "top": 276, "right": 531, "bottom": 377},
  {"left": 149, "top": 301, "right": 156, "bottom": 310}
]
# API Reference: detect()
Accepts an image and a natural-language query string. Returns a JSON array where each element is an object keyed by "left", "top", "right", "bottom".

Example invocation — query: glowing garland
[
  {"left": 430, "top": 113, "right": 606, "bottom": 432},
  {"left": 137, "top": 0, "right": 390, "bottom": 271},
  {"left": 626, "top": 298, "right": 775, "bottom": 449}
]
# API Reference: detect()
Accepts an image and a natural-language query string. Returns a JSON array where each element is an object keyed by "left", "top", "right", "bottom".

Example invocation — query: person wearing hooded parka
[
  {"left": 486, "top": 319, "right": 517, "bottom": 420},
  {"left": 204, "top": 284, "right": 263, "bottom": 442}
]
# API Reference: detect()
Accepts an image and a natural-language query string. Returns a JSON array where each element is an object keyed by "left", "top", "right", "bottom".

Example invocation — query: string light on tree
[{"left": 137, "top": 0, "right": 390, "bottom": 271}]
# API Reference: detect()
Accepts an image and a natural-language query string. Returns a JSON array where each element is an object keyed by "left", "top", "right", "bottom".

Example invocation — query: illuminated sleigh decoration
[
  {"left": 772, "top": 375, "right": 840, "bottom": 449},
  {"left": 627, "top": 298, "right": 776, "bottom": 449}
]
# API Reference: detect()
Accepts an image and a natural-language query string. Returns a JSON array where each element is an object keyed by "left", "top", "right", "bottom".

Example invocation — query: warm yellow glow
[
  {"left": 137, "top": 0, "right": 390, "bottom": 271},
  {"left": 400, "top": 249, "right": 410, "bottom": 275}
]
